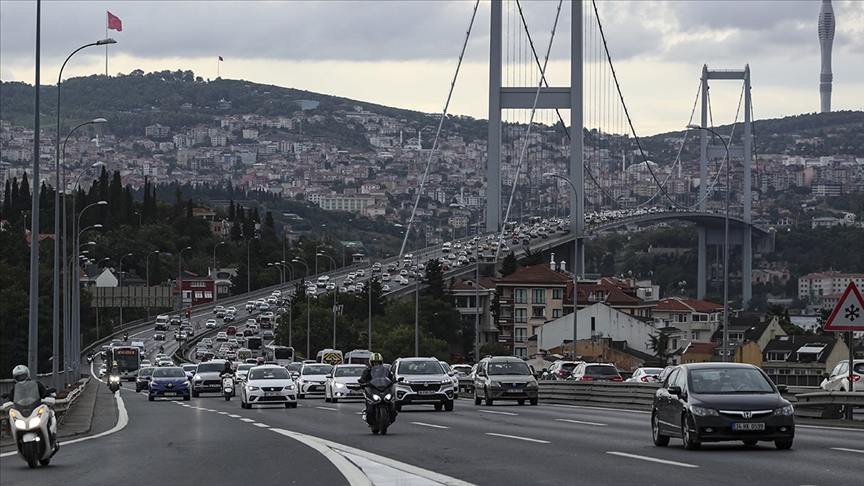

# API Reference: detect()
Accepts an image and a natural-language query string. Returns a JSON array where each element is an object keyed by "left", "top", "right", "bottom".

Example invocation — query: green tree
[
  {"left": 423, "top": 258, "right": 446, "bottom": 302},
  {"left": 500, "top": 252, "right": 518, "bottom": 277},
  {"left": 648, "top": 329, "right": 684, "bottom": 365}
]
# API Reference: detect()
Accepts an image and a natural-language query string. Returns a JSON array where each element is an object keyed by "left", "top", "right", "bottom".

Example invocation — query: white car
[
  {"left": 241, "top": 365, "right": 298, "bottom": 409},
  {"left": 381, "top": 284, "right": 391, "bottom": 292},
  {"left": 820, "top": 359, "right": 863, "bottom": 393},
  {"left": 245, "top": 301, "right": 255, "bottom": 312},
  {"left": 226, "top": 306, "right": 237, "bottom": 314},
  {"left": 205, "top": 319, "right": 218, "bottom": 329},
  {"left": 325, "top": 364, "right": 366, "bottom": 403},
  {"left": 235, "top": 363, "right": 255, "bottom": 383},
  {"left": 297, "top": 363, "right": 333, "bottom": 398},
  {"left": 140, "top": 360, "right": 152, "bottom": 368},
  {"left": 356, "top": 269, "right": 365, "bottom": 277},
  {"left": 215, "top": 332, "right": 228, "bottom": 341},
  {"left": 626, "top": 367, "right": 664, "bottom": 383}
]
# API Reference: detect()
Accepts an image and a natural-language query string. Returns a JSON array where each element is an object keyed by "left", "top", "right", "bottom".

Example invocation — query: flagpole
[
  {"left": 218, "top": 59, "right": 220, "bottom": 78},
  {"left": 105, "top": 13, "right": 108, "bottom": 76}
]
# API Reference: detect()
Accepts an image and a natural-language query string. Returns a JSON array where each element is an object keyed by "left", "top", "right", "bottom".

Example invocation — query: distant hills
[{"left": 1, "top": 70, "right": 862, "bottom": 157}]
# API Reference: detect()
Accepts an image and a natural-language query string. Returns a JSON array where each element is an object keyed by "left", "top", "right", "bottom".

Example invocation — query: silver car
[
  {"left": 392, "top": 357, "right": 456, "bottom": 412},
  {"left": 296, "top": 363, "right": 333, "bottom": 398},
  {"left": 324, "top": 364, "right": 366, "bottom": 403},
  {"left": 241, "top": 365, "right": 297, "bottom": 409}
]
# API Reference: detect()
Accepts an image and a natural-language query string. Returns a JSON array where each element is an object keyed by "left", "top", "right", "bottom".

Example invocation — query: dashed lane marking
[
  {"left": 411, "top": 422, "right": 451, "bottom": 429},
  {"left": 556, "top": 418, "right": 608, "bottom": 426},
  {"left": 477, "top": 410, "right": 517, "bottom": 416},
  {"left": 831, "top": 447, "right": 864, "bottom": 454},
  {"left": 228, "top": 414, "right": 241, "bottom": 418},
  {"left": 240, "top": 418, "right": 256, "bottom": 423},
  {"left": 607, "top": 451, "right": 698, "bottom": 468},
  {"left": 316, "top": 406, "right": 339, "bottom": 411},
  {"left": 485, "top": 433, "right": 549, "bottom": 444},
  {"left": 253, "top": 423, "right": 270, "bottom": 428}
]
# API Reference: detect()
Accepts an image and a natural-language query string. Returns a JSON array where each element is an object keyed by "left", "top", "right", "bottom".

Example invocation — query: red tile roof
[
  {"left": 498, "top": 265, "right": 571, "bottom": 284},
  {"left": 684, "top": 342, "right": 717, "bottom": 355}
]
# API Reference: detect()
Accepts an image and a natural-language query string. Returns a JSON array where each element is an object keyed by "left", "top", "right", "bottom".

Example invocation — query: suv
[
  {"left": 473, "top": 356, "right": 539, "bottom": 406},
  {"left": 192, "top": 359, "right": 230, "bottom": 397},
  {"left": 392, "top": 357, "right": 456, "bottom": 412}
]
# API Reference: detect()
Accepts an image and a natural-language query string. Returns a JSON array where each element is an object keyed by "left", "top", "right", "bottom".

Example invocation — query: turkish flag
[
  {"left": 107, "top": 11, "right": 122, "bottom": 32},
  {"left": 219, "top": 56, "right": 224, "bottom": 61}
]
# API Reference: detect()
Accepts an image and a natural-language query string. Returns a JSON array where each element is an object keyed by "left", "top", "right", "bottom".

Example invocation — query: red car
[
  {"left": 243, "top": 328, "right": 254, "bottom": 337},
  {"left": 226, "top": 326, "right": 237, "bottom": 335}
]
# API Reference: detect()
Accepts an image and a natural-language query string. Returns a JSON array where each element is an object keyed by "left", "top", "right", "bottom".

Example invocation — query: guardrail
[
  {"left": 786, "top": 391, "right": 864, "bottom": 419},
  {"left": 539, "top": 381, "right": 659, "bottom": 407}
]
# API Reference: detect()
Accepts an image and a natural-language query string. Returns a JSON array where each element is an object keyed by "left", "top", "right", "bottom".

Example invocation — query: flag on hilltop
[
  {"left": 219, "top": 56, "right": 224, "bottom": 61},
  {"left": 107, "top": 11, "right": 122, "bottom": 32}
]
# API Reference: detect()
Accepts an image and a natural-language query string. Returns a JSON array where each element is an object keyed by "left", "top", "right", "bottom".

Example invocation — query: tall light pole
[
  {"left": 268, "top": 262, "right": 284, "bottom": 285},
  {"left": 134, "top": 211, "right": 142, "bottom": 226},
  {"left": 213, "top": 241, "right": 226, "bottom": 302},
  {"left": 280, "top": 261, "right": 295, "bottom": 348},
  {"left": 178, "top": 246, "right": 192, "bottom": 311},
  {"left": 543, "top": 172, "right": 580, "bottom": 360},
  {"left": 94, "top": 257, "right": 111, "bottom": 341},
  {"left": 118, "top": 252, "right": 133, "bottom": 330},
  {"left": 318, "top": 253, "right": 338, "bottom": 349},
  {"left": 146, "top": 250, "right": 159, "bottom": 317},
  {"left": 54, "top": 39, "right": 115, "bottom": 386},
  {"left": 293, "top": 257, "right": 311, "bottom": 359},
  {"left": 687, "top": 124, "right": 731, "bottom": 362},
  {"left": 73, "top": 201, "right": 106, "bottom": 379}
]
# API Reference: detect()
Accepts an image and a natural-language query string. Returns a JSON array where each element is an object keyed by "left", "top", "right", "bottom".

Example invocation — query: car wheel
[
  {"left": 742, "top": 439, "right": 758, "bottom": 446},
  {"left": 331, "top": 397, "right": 338, "bottom": 404},
  {"left": 474, "top": 388, "right": 481, "bottom": 406},
  {"left": 192, "top": 389, "right": 199, "bottom": 398},
  {"left": 148, "top": 396, "right": 154, "bottom": 402},
  {"left": 652, "top": 411, "right": 670, "bottom": 447},
  {"left": 285, "top": 403, "right": 291, "bottom": 408},
  {"left": 529, "top": 398, "right": 538, "bottom": 406},
  {"left": 484, "top": 388, "right": 493, "bottom": 407},
  {"left": 681, "top": 415, "right": 701, "bottom": 450},
  {"left": 444, "top": 400, "right": 454, "bottom": 412},
  {"left": 434, "top": 403, "right": 443, "bottom": 411},
  {"left": 775, "top": 440, "right": 793, "bottom": 450},
  {"left": 298, "top": 393, "right": 305, "bottom": 399},
  {"left": 517, "top": 399, "right": 525, "bottom": 405},
  {"left": 289, "top": 403, "right": 297, "bottom": 408}
]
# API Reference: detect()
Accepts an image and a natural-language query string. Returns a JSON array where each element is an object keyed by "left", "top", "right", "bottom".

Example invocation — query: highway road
[{"left": 3, "top": 384, "right": 862, "bottom": 485}]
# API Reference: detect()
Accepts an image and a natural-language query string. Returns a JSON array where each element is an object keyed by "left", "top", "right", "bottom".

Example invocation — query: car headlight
[
  {"left": 440, "top": 379, "right": 452, "bottom": 384},
  {"left": 774, "top": 405, "right": 794, "bottom": 416},
  {"left": 334, "top": 381, "right": 345, "bottom": 388},
  {"left": 690, "top": 405, "right": 719, "bottom": 417},
  {"left": 285, "top": 384, "right": 295, "bottom": 390},
  {"left": 490, "top": 381, "right": 503, "bottom": 387},
  {"left": 247, "top": 385, "right": 259, "bottom": 391},
  {"left": 194, "top": 375, "right": 202, "bottom": 383}
]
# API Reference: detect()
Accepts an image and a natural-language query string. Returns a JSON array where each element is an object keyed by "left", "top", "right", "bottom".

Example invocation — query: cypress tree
[
  {"left": 228, "top": 199, "right": 236, "bottom": 222},
  {"left": 19, "top": 174, "right": 31, "bottom": 212}
]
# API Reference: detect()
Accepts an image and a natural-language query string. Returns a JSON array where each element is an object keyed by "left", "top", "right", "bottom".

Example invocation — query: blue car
[{"left": 149, "top": 366, "right": 191, "bottom": 401}]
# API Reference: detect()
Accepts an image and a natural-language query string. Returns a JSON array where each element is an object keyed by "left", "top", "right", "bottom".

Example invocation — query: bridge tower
[
  {"left": 696, "top": 65, "right": 754, "bottom": 308},
  {"left": 486, "top": 0, "right": 585, "bottom": 272}
]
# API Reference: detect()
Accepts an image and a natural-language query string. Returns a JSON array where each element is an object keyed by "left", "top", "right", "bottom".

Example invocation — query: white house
[
  {"left": 533, "top": 303, "right": 657, "bottom": 356},
  {"left": 95, "top": 268, "right": 119, "bottom": 287}
]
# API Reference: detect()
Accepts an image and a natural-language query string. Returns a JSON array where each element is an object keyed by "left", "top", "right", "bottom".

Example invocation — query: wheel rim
[{"left": 652, "top": 414, "right": 659, "bottom": 439}]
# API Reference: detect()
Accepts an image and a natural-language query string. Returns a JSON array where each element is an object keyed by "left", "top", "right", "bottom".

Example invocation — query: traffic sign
[{"left": 823, "top": 282, "right": 864, "bottom": 331}]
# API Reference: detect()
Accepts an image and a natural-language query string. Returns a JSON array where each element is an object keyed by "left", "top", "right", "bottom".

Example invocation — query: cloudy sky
[{"left": 1, "top": 1, "right": 862, "bottom": 135}]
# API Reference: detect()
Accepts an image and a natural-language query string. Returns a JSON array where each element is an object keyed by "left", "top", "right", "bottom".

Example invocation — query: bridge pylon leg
[{"left": 697, "top": 226, "right": 707, "bottom": 300}]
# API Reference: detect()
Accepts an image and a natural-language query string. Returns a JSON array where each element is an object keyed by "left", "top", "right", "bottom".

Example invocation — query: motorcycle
[
  {"left": 360, "top": 367, "right": 397, "bottom": 435},
  {"left": 86, "top": 354, "right": 94, "bottom": 364},
  {"left": 108, "top": 374, "right": 121, "bottom": 394},
  {"left": 222, "top": 376, "right": 235, "bottom": 401},
  {"left": 1, "top": 382, "right": 59, "bottom": 468}
]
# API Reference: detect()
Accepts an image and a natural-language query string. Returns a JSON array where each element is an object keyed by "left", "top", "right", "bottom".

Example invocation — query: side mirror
[
  {"left": 397, "top": 376, "right": 404, "bottom": 382},
  {"left": 46, "top": 388, "right": 57, "bottom": 394},
  {"left": 668, "top": 385, "right": 682, "bottom": 396},
  {"left": 1, "top": 393, "right": 9, "bottom": 400},
  {"left": 447, "top": 371, "right": 455, "bottom": 377},
  {"left": 776, "top": 384, "right": 788, "bottom": 394},
  {"left": 822, "top": 373, "right": 829, "bottom": 379}
]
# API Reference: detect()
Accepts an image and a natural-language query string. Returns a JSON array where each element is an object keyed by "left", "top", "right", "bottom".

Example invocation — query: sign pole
[{"left": 847, "top": 330, "right": 854, "bottom": 420}]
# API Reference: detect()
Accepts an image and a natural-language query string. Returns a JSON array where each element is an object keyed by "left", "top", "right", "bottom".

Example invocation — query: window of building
[
  {"left": 552, "top": 288, "right": 563, "bottom": 300},
  {"left": 515, "top": 328, "right": 527, "bottom": 343},
  {"left": 514, "top": 289, "right": 527, "bottom": 304},
  {"left": 194, "top": 291, "right": 203, "bottom": 299},
  {"left": 515, "top": 308, "right": 527, "bottom": 323},
  {"left": 766, "top": 352, "right": 787, "bottom": 362},
  {"left": 675, "top": 314, "right": 688, "bottom": 323},
  {"left": 691, "top": 332, "right": 700, "bottom": 340},
  {"left": 552, "top": 308, "right": 562, "bottom": 318},
  {"left": 191, "top": 281, "right": 206, "bottom": 288},
  {"left": 531, "top": 307, "right": 545, "bottom": 319},
  {"left": 204, "top": 291, "right": 213, "bottom": 299},
  {"left": 514, "top": 347, "right": 527, "bottom": 358},
  {"left": 531, "top": 289, "right": 546, "bottom": 304}
]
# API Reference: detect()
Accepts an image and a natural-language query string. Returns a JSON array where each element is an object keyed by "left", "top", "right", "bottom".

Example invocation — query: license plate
[
  {"left": 206, "top": 384, "right": 220, "bottom": 388},
  {"left": 264, "top": 392, "right": 281, "bottom": 397},
  {"left": 312, "top": 386, "right": 323, "bottom": 391},
  {"left": 164, "top": 392, "right": 177, "bottom": 396},
  {"left": 732, "top": 422, "right": 765, "bottom": 431},
  {"left": 417, "top": 390, "right": 435, "bottom": 395},
  {"left": 506, "top": 389, "right": 522, "bottom": 393}
]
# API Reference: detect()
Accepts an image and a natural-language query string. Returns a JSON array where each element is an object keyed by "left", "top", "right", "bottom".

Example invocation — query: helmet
[
  {"left": 369, "top": 353, "right": 383, "bottom": 365},
  {"left": 113, "top": 360, "right": 118, "bottom": 366},
  {"left": 224, "top": 361, "right": 232, "bottom": 370},
  {"left": 12, "top": 365, "right": 30, "bottom": 382}
]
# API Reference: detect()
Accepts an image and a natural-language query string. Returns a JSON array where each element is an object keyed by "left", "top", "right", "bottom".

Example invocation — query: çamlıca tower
[{"left": 818, "top": 0, "right": 835, "bottom": 113}]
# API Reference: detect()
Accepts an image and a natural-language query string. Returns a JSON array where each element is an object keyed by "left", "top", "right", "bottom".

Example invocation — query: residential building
[
  {"left": 319, "top": 195, "right": 375, "bottom": 212},
  {"left": 652, "top": 297, "right": 723, "bottom": 342},
  {"left": 762, "top": 335, "right": 849, "bottom": 386},
  {"left": 798, "top": 271, "right": 864, "bottom": 304},
  {"left": 451, "top": 278, "right": 499, "bottom": 354}
]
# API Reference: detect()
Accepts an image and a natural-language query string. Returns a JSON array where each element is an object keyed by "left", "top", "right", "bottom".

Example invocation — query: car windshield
[
  {"left": 183, "top": 365, "right": 196, "bottom": 372},
  {"left": 197, "top": 362, "right": 225, "bottom": 373},
  {"left": 560, "top": 363, "right": 578, "bottom": 371},
  {"left": 398, "top": 361, "right": 445, "bottom": 375},
  {"left": 287, "top": 363, "right": 302, "bottom": 372},
  {"left": 237, "top": 364, "right": 254, "bottom": 371},
  {"left": 303, "top": 365, "right": 332, "bottom": 375},
  {"left": 488, "top": 361, "right": 532, "bottom": 375},
  {"left": 585, "top": 365, "right": 619, "bottom": 376},
  {"left": 335, "top": 366, "right": 365, "bottom": 377},
  {"left": 153, "top": 368, "right": 186, "bottom": 378},
  {"left": 249, "top": 368, "right": 290, "bottom": 380},
  {"left": 689, "top": 368, "right": 775, "bottom": 394},
  {"left": 139, "top": 368, "right": 154, "bottom": 377}
]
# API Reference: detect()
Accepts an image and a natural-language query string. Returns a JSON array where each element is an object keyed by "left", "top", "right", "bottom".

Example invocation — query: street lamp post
[
  {"left": 280, "top": 261, "right": 295, "bottom": 348},
  {"left": 213, "top": 241, "right": 226, "bottom": 302},
  {"left": 293, "top": 257, "right": 311, "bottom": 359},
  {"left": 317, "top": 253, "right": 338, "bottom": 349},
  {"left": 146, "top": 250, "right": 159, "bottom": 318},
  {"left": 268, "top": 262, "right": 284, "bottom": 286},
  {"left": 178, "top": 247, "right": 192, "bottom": 311},
  {"left": 118, "top": 253, "right": 133, "bottom": 330},
  {"left": 54, "top": 38, "right": 115, "bottom": 388},
  {"left": 687, "top": 124, "right": 731, "bottom": 362},
  {"left": 543, "top": 173, "right": 580, "bottom": 360},
  {"left": 73, "top": 201, "right": 106, "bottom": 380},
  {"left": 94, "top": 257, "right": 111, "bottom": 341}
]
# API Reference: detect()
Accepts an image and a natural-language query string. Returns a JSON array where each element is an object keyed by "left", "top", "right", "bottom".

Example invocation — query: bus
[
  {"left": 344, "top": 349, "right": 373, "bottom": 366},
  {"left": 108, "top": 345, "right": 141, "bottom": 381},
  {"left": 244, "top": 336, "right": 263, "bottom": 358},
  {"left": 316, "top": 348, "right": 343, "bottom": 366},
  {"left": 264, "top": 345, "right": 295, "bottom": 367}
]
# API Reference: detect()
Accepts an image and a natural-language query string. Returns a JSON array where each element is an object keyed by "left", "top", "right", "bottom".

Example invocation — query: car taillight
[
  {"left": 641, "top": 376, "right": 648, "bottom": 382},
  {"left": 612, "top": 377, "right": 623, "bottom": 382},
  {"left": 580, "top": 376, "right": 593, "bottom": 381},
  {"left": 558, "top": 370, "right": 566, "bottom": 377},
  {"left": 849, "top": 375, "right": 861, "bottom": 382}
]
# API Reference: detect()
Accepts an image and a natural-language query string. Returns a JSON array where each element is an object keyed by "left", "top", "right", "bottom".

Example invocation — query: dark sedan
[
  {"left": 569, "top": 363, "right": 623, "bottom": 382},
  {"left": 136, "top": 367, "right": 155, "bottom": 392},
  {"left": 149, "top": 366, "right": 191, "bottom": 401},
  {"left": 651, "top": 363, "right": 794, "bottom": 450}
]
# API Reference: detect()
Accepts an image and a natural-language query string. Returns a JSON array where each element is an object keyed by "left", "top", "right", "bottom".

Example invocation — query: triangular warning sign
[{"left": 823, "top": 282, "right": 864, "bottom": 331}]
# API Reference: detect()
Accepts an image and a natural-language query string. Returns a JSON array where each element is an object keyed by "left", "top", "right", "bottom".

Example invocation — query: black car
[
  {"left": 569, "top": 362, "right": 623, "bottom": 382},
  {"left": 136, "top": 367, "right": 155, "bottom": 392},
  {"left": 651, "top": 363, "right": 794, "bottom": 450}
]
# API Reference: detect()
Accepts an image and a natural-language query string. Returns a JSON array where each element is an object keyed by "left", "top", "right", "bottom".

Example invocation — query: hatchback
[
  {"left": 652, "top": 363, "right": 794, "bottom": 450},
  {"left": 820, "top": 359, "right": 863, "bottom": 393}
]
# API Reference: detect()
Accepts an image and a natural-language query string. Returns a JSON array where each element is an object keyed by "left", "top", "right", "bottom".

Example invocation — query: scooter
[
  {"left": 222, "top": 376, "right": 235, "bottom": 401},
  {"left": 360, "top": 368, "right": 397, "bottom": 435},
  {"left": 108, "top": 374, "right": 121, "bottom": 394},
  {"left": 1, "top": 382, "right": 59, "bottom": 468}
]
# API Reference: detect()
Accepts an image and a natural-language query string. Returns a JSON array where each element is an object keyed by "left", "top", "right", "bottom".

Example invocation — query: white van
[
  {"left": 155, "top": 315, "right": 169, "bottom": 331},
  {"left": 317, "top": 275, "right": 330, "bottom": 288},
  {"left": 131, "top": 341, "right": 145, "bottom": 353}
]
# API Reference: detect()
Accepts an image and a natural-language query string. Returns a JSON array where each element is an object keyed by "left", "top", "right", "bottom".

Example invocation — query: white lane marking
[
  {"left": 240, "top": 418, "right": 256, "bottom": 423},
  {"left": 218, "top": 411, "right": 228, "bottom": 415},
  {"left": 607, "top": 451, "right": 698, "bottom": 468},
  {"left": 798, "top": 424, "right": 864, "bottom": 433},
  {"left": 831, "top": 447, "right": 864, "bottom": 454},
  {"left": 556, "top": 418, "right": 608, "bottom": 427},
  {"left": 485, "top": 433, "right": 549, "bottom": 444},
  {"left": 477, "top": 410, "right": 517, "bottom": 416},
  {"left": 549, "top": 403, "right": 651, "bottom": 414},
  {"left": 316, "top": 406, "right": 339, "bottom": 411},
  {"left": 253, "top": 423, "right": 270, "bottom": 428},
  {"left": 270, "top": 428, "right": 473, "bottom": 486},
  {"left": 2, "top": 390, "right": 130, "bottom": 457},
  {"left": 228, "top": 414, "right": 241, "bottom": 418},
  {"left": 411, "top": 422, "right": 451, "bottom": 429},
  {"left": 205, "top": 409, "right": 216, "bottom": 412}
]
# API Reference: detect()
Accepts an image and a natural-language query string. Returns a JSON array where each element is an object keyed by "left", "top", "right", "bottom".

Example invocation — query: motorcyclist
[
  {"left": 123, "top": 332, "right": 129, "bottom": 341},
  {"left": 158, "top": 345, "right": 164, "bottom": 354},
  {"left": 8, "top": 365, "right": 58, "bottom": 450},
  {"left": 107, "top": 360, "right": 120, "bottom": 385},
  {"left": 219, "top": 361, "right": 234, "bottom": 378},
  {"left": 358, "top": 353, "right": 397, "bottom": 425}
]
